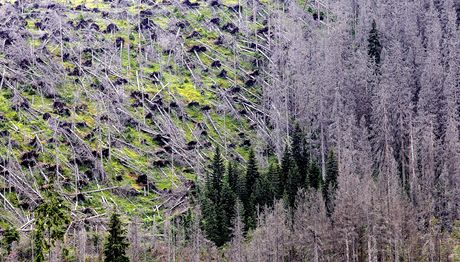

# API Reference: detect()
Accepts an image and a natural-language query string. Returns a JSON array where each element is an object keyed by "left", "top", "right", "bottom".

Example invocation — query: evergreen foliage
[
  {"left": 181, "top": 209, "right": 194, "bottom": 241},
  {"left": 285, "top": 162, "right": 300, "bottom": 209},
  {"left": 253, "top": 171, "right": 274, "bottom": 208},
  {"left": 104, "top": 212, "right": 129, "bottom": 262},
  {"left": 221, "top": 173, "right": 236, "bottom": 240},
  {"left": 291, "top": 124, "right": 309, "bottom": 187},
  {"left": 200, "top": 127, "right": 323, "bottom": 245},
  {"left": 1, "top": 0, "right": 459, "bottom": 259},
  {"left": 235, "top": 171, "right": 248, "bottom": 206},
  {"left": 268, "top": 163, "right": 283, "bottom": 200},
  {"left": 245, "top": 149, "right": 259, "bottom": 195},
  {"left": 201, "top": 192, "right": 220, "bottom": 244},
  {"left": 1, "top": 225, "right": 19, "bottom": 255},
  {"left": 280, "top": 146, "right": 292, "bottom": 194},
  {"left": 202, "top": 147, "right": 233, "bottom": 246},
  {"left": 281, "top": 146, "right": 300, "bottom": 208},
  {"left": 368, "top": 19, "right": 382, "bottom": 65},
  {"left": 243, "top": 149, "right": 259, "bottom": 230},
  {"left": 227, "top": 161, "right": 239, "bottom": 193},
  {"left": 323, "top": 149, "right": 338, "bottom": 215},
  {"left": 33, "top": 190, "right": 71, "bottom": 262},
  {"left": 308, "top": 159, "right": 322, "bottom": 190}
]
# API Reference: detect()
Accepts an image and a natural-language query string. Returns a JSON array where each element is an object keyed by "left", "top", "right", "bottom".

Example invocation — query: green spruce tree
[
  {"left": 245, "top": 149, "right": 259, "bottom": 194},
  {"left": 281, "top": 147, "right": 299, "bottom": 208},
  {"left": 267, "top": 162, "right": 282, "bottom": 200},
  {"left": 280, "top": 146, "right": 292, "bottom": 194},
  {"left": 323, "top": 149, "right": 338, "bottom": 215},
  {"left": 243, "top": 149, "right": 259, "bottom": 230},
  {"left": 201, "top": 190, "right": 220, "bottom": 244},
  {"left": 210, "top": 147, "right": 225, "bottom": 204},
  {"left": 181, "top": 209, "right": 193, "bottom": 241},
  {"left": 285, "top": 163, "right": 300, "bottom": 209},
  {"left": 235, "top": 170, "right": 247, "bottom": 206},
  {"left": 253, "top": 171, "right": 274, "bottom": 208},
  {"left": 221, "top": 173, "right": 236, "bottom": 242},
  {"left": 1, "top": 225, "right": 19, "bottom": 255},
  {"left": 308, "top": 159, "right": 322, "bottom": 190},
  {"left": 227, "top": 161, "right": 239, "bottom": 194},
  {"left": 368, "top": 19, "right": 382, "bottom": 65},
  {"left": 202, "top": 147, "right": 233, "bottom": 246},
  {"left": 104, "top": 212, "right": 129, "bottom": 262},
  {"left": 33, "top": 190, "right": 71, "bottom": 262},
  {"left": 291, "top": 124, "right": 309, "bottom": 187}
]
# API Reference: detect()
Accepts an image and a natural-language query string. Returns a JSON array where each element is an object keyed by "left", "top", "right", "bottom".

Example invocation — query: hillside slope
[
  {"left": 0, "top": 0, "right": 269, "bottom": 226},
  {"left": 2, "top": 0, "right": 459, "bottom": 261}
]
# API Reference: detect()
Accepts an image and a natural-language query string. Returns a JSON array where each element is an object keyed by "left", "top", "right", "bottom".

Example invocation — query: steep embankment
[{"left": 0, "top": 0, "right": 269, "bottom": 226}]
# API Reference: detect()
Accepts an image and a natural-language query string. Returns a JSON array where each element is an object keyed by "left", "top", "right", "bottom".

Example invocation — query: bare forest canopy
[{"left": 0, "top": 0, "right": 459, "bottom": 261}]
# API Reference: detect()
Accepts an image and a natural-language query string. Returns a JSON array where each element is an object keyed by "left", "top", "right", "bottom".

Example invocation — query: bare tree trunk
[
  {"left": 129, "top": 217, "right": 140, "bottom": 262},
  {"left": 409, "top": 116, "right": 417, "bottom": 203},
  {"left": 76, "top": 226, "right": 87, "bottom": 262},
  {"left": 346, "top": 233, "right": 350, "bottom": 262}
]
